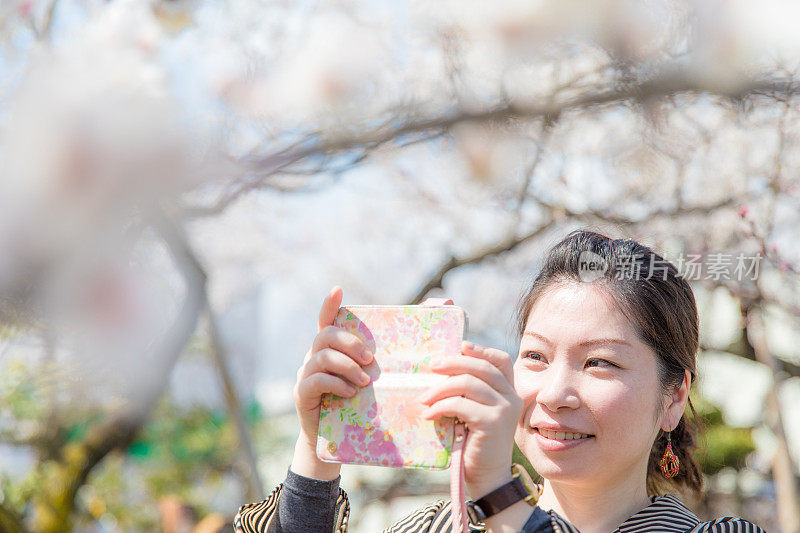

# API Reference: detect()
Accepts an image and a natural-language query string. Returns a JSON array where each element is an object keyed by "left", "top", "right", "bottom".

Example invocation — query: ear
[{"left": 662, "top": 369, "right": 691, "bottom": 431}]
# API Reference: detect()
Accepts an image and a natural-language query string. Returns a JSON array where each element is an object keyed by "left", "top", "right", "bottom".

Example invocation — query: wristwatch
[{"left": 465, "top": 463, "right": 541, "bottom": 524}]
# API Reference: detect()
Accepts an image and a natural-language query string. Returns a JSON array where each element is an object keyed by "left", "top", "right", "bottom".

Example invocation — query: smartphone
[{"left": 316, "top": 304, "right": 468, "bottom": 470}]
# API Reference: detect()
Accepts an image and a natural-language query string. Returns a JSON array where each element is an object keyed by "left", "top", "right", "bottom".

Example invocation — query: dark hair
[{"left": 514, "top": 229, "right": 703, "bottom": 496}]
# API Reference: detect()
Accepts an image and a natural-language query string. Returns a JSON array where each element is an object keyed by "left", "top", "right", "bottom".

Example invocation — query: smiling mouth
[{"left": 535, "top": 428, "right": 595, "bottom": 441}]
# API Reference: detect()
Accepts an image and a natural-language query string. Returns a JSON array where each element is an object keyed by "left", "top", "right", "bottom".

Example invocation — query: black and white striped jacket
[{"left": 234, "top": 479, "right": 766, "bottom": 533}]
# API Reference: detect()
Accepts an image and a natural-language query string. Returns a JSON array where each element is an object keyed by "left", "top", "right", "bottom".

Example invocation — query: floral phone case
[{"left": 316, "top": 305, "right": 468, "bottom": 470}]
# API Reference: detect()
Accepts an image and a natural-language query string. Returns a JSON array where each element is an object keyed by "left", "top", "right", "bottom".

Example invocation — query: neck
[{"left": 536, "top": 473, "right": 652, "bottom": 533}]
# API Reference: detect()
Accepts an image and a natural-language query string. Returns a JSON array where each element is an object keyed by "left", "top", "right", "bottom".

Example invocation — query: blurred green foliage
[
  {"left": 72, "top": 400, "right": 270, "bottom": 530},
  {"left": 0, "top": 355, "right": 271, "bottom": 530},
  {"left": 691, "top": 395, "right": 756, "bottom": 475}
]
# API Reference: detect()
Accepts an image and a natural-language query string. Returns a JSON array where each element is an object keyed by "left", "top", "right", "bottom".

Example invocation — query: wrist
[
  {"left": 467, "top": 464, "right": 541, "bottom": 530},
  {"left": 290, "top": 435, "right": 342, "bottom": 481},
  {"left": 468, "top": 469, "right": 514, "bottom": 500}
]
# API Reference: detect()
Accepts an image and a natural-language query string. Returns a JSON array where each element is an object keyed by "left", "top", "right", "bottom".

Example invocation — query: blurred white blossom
[
  {"left": 223, "top": 10, "right": 388, "bottom": 125},
  {"left": 0, "top": 0, "right": 190, "bottom": 297}
]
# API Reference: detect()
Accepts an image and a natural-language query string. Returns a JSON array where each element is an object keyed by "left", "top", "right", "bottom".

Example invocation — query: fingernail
[
  {"left": 361, "top": 347, "right": 374, "bottom": 363},
  {"left": 464, "top": 341, "right": 475, "bottom": 350},
  {"left": 359, "top": 373, "right": 371, "bottom": 386}
]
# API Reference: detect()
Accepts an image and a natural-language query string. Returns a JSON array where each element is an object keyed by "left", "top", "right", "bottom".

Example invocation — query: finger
[
  {"left": 303, "top": 348, "right": 372, "bottom": 387},
  {"left": 296, "top": 373, "right": 358, "bottom": 403},
  {"left": 318, "top": 286, "right": 343, "bottom": 332},
  {"left": 312, "top": 326, "right": 373, "bottom": 365},
  {"left": 420, "top": 396, "right": 494, "bottom": 425},
  {"left": 419, "top": 374, "right": 502, "bottom": 406},
  {"left": 421, "top": 297, "right": 454, "bottom": 306},
  {"left": 462, "top": 342, "right": 514, "bottom": 384},
  {"left": 431, "top": 353, "right": 512, "bottom": 395}
]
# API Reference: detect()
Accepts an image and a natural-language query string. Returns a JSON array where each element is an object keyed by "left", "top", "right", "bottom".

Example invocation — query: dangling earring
[{"left": 659, "top": 431, "right": 680, "bottom": 478}]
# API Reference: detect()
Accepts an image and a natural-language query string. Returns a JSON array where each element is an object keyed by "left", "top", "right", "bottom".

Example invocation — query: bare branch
[
  {"left": 746, "top": 306, "right": 800, "bottom": 532},
  {"left": 699, "top": 338, "right": 800, "bottom": 379},
  {"left": 527, "top": 192, "right": 740, "bottom": 226},
  {"left": 40, "top": 0, "right": 59, "bottom": 42},
  {"left": 181, "top": 129, "right": 447, "bottom": 218},
  {"left": 206, "top": 307, "right": 264, "bottom": 502},
  {"left": 30, "top": 207, "right": 207, "bottom": 532},
  {"left": 198, "top": 68, "right": 795, "bottom": 218},
  {"left": 408, "top": 221, "right": 557, "bottom": 304},
  {"left": 513, "top": 120, "right": 552, "bottom": 218},
  {"left": 246, "top": 70, "right": 793, "bottom": 177},
  {"left": 408, "top": 189, "right": 744, "bottom": 305}
]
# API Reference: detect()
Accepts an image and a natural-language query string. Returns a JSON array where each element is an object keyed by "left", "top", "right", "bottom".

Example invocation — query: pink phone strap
[
  {"left": 450, "top": 421, "right": 469, "bottom": 533},
  {"left": 422, "top": 298, "right": 469, "bottom": 532}
]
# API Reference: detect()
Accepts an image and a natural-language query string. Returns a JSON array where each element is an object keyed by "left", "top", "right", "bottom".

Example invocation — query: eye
[
  {"left": 521, "top": 350, "right": 546, "bottom": 362},
  {"left": 585, "top": 358, "right": 618, "bottom": 369}
]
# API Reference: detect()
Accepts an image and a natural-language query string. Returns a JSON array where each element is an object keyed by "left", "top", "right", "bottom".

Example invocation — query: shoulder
[
  {"left": 383, "top": 499, "right": 454, "bottom": 533},
  {"left": 383, "top": 499, "right": 488, "bottom": 533},
  {"left": 385, "top": 500, "right": 563, "bottom": 533},
  {"left": 626, "top": 494, "right": 765, "bottom": 533},
  {"left": 689, "top": 517, "right": 767, "bottom": 533},
  {"left": 234, "top": 483, "right": 283, "bottom": 532},
  {"left": 233, "top": 483, "right": 351, "bottom": 533},
  {"left": 543, "top": 494, "right": 700, "bottom": 533},
  {"left": 651, "top": 494, "right": 765, "bottom": 533}
]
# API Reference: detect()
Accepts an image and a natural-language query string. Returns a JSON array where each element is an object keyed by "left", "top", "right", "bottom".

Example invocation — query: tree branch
[
  {"left": 408, "top": 221, "right": 557, "bottom": 304},
  {"left": 206, "top": 306, "right": 264, "bottom": 502},
  {"left": 30, "top": 207, "right": 207, "bottom": 533},
  {"left": 746, "top": 305, "right": 800, "bottom": 532},
  {"left": 181, "top": 68, "right": 796, "bottom": 219},
  {"left": 220, "top": 70, "right": 794, "bottom": 214},
  {"left": 0, "top": 502, "right": 27, "bottom": 533},
  {"left": 182, "top": 129, "right": 446, "bottom": 218}
]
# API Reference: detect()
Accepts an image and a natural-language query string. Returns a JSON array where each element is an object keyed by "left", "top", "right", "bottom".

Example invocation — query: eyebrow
[{"left": 522, "top": 331, "right": 631, "bottom": 348}]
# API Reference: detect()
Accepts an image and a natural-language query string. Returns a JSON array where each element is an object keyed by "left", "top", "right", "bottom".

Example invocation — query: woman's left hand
[{"left": 418, "top": 340, "right": 523, "bottom": 499}]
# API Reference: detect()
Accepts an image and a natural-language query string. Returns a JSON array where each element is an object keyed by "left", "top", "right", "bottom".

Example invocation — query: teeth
[{"left": 538, "top": 428, "right": 592, "bottom": 441}]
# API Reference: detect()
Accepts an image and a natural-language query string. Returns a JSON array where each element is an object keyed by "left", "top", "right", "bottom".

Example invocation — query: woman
[{"left": 234, "top": 230, "right": 765, "bottom": 533}]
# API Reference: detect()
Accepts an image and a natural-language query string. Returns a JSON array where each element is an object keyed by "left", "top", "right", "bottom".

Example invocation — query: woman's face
[{"left": 513, "top": 281, "right": 666, "bottom": 489}]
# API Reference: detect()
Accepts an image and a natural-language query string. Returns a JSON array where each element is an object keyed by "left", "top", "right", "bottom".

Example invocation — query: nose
[{"left": 536, "top": 361, "right": 581, "bottom": 411}]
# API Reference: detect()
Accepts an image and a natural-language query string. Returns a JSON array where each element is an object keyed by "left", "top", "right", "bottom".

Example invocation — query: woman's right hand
[{"left": 289, "top": 286, "right": 374, "bottom": 480}]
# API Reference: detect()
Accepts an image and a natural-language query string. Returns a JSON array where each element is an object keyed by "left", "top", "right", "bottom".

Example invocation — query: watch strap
[{"left": 466, "top": 465, "right": 539, "bottom": 523}]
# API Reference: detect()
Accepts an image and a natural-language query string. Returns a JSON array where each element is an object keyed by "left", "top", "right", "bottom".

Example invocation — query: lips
[
  {"left": 531, "top": 426, "right": 595, "bottom": 451},
  {"left": 536, "top": 428, "right": 593, "bottom": 441}
]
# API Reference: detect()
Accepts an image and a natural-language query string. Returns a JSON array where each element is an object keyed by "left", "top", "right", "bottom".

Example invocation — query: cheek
[{"left": 589, "top": 379, "right": 659, "bottom": 438}]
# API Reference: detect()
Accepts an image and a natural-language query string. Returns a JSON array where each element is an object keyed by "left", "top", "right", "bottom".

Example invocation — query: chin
[{"left": 528, "top": 454, "right": 590, "bottom": 483}]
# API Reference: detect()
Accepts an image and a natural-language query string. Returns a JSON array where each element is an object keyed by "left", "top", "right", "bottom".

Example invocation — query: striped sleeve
[
  {"left": 382, "top": 499, "right": 453, "bottom": 533},
  {"left": 383, "top": 500, "right": 565, "bottom": 533},
  {"left": 234, "top": 483, "right": 351, "bottom": 533},
  {"left": 234, "top": 483, "right": 282, "bottom": 533},
  {"left": 690, "top": 517, "right": 767, "bottom": 533}
]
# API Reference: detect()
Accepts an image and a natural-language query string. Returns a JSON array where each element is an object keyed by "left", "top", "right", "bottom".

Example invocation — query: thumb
[{"left": 318, "top": 285, "right": 344, "bottom": 332}]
